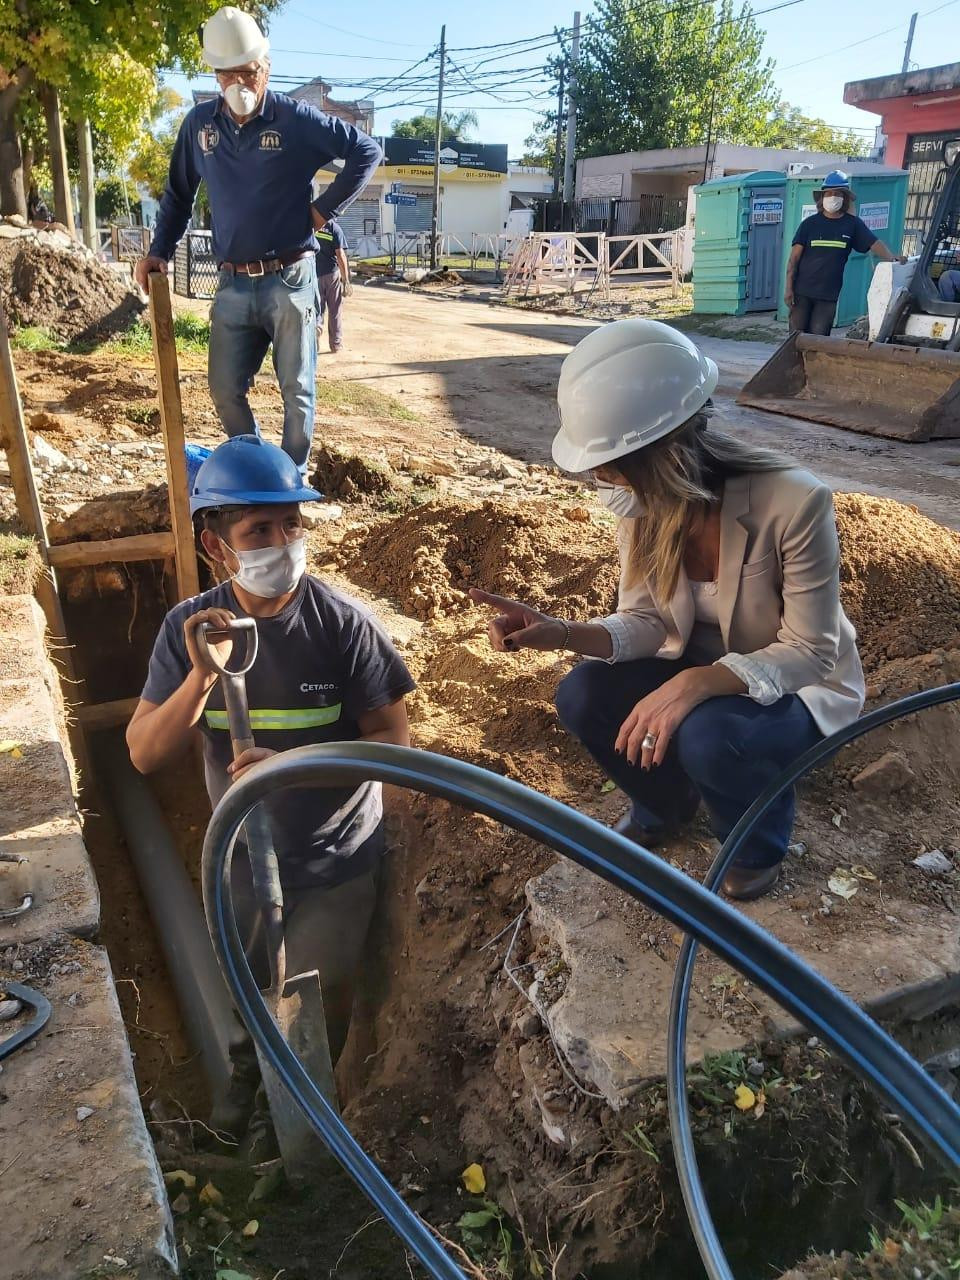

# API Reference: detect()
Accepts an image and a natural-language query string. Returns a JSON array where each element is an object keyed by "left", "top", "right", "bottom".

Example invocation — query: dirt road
[{"left": 330, "top": 285, "right": 960, "bottom": 529}]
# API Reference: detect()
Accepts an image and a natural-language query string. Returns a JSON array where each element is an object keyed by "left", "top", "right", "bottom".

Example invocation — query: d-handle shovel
[{"left": 197, "top": 618, "right": 338, "bottom": 1183}]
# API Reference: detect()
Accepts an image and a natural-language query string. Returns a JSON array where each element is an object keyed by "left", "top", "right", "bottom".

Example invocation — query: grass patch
[
  {"left": 9, "top": 326, "right": 64, "bottom": 352},
  {"left": 0, "top": 531, "right": 42, "bottom": 596},
  {"left": 96, "top": 313, "right": 211, "bottom": 356},
  {"left": 669, "top": 313, "right": 784, "bottom": 342},
  {"left": 314, "top": 376, "right": 418, "bottom": 422}
]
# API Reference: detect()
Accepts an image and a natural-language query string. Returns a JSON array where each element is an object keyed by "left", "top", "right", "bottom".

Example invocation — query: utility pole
[
  {"left": 430, "top": 25, "right": 446, "bottom": 271},
  {"left": 902, "top": 11, "right": 918, "bottom": 73},
  {"left": 562, "top": 10, "right": 580, "bottom": 207},
  {"left": 552, "top": 63, "right": 566, "bottom": 198}
]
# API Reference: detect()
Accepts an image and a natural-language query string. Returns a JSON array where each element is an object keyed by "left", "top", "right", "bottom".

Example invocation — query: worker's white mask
[
  {"left": 223, "top": 84, "right": 260, "bottom": 117},
  {"left": 223, "top": 536, "right": 306, "bottom": 598},
  {"left": 822, "top": 196, "right": 844, "bottom": 213},
  {"left": 595, "top": 481, "right": 645, "bottom": 520}
]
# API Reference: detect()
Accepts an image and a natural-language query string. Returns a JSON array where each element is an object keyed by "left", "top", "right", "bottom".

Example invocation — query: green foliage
[
  {"left": 9, "top": 326, "right": 63, "bottom": 352},
  {"left": 763, "top": 102, "right": 870, "bottom": 156},
  {"left": 392, "top": 110, "right": 479, "bottom": 142},
  {"left": 458, "top": 1198, "right": 514, "bottom": 1276},
  {"left": 92, "top": 313, "right": 211, "bottom": 356},
  {"left": 95, "top": 176, "right": 140, "bottom": 222},
  {"left": 129, "top": 113, "right": 186, "bottom": 200},
  {"left": 895, "top": 1195, "right": 947, "bottom": 1241},
  {"left": 700, "top": 1049, "right": 748, "bottom": 1085},
  {"left": 624, "top": 1123, "right": 660, "bottom": 1162}
]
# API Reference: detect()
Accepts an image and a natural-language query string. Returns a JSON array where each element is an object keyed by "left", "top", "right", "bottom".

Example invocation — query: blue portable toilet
[
  {"left": 692, "top": 172, "right": 787, "bottom": 314},
  {"left": 777, "top": 163, "right": 908, "bottom": 326}
]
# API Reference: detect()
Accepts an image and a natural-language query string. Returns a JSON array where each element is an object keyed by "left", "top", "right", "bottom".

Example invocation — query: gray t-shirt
[{"left": 142, "top": 576, "right": 416, "bottom": 890}]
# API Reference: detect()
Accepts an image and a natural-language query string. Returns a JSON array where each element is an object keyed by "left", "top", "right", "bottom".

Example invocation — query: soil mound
[
  {"left": 337, "top": 498, "right": 619, "bottom": 621},
  {"left": 834, "top": 492, "right": 960, "bottom": 676},
  {"left": 0, "top": 240, "right": 143, "bottom": 343},
  {"left": 309, "top": 443, "right": 396, "bottom": 501}
]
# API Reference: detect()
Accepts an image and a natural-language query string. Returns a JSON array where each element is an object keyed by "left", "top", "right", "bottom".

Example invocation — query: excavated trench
[{"left": 52, "top": 487, "right": 960, "bottom": 1280}]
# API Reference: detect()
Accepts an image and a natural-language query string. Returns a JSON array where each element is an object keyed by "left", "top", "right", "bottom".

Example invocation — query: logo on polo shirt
[
  {"left": 199, "top": 124, "right": 221, "bottom": 153},
  {"left": 301, "top": 682, "right": 337, "bottom": 692},
  {"left": 260, "top": 130, "right": 282, "bottom": 150}
]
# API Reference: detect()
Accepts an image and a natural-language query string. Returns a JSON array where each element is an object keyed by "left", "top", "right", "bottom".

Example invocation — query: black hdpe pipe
[
  {"left": 98, "top": 731, "right": 235, "bottom": 1108},
  {"left": 668, "top": 680, "right": 960, "bottom": 1280},
  {"left": 202, "top": 740, "right": 960, "bottom": 1280}
]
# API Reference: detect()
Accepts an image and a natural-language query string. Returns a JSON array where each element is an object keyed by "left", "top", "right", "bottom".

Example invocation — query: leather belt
[{"left": 219, "top": 249, "right": 313, "bottom": 277}]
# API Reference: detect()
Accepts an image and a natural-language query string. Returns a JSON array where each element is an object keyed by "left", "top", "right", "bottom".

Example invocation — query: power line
[
  {"left": 777, "top": 0, "right": 960, "bottom": 71},
  {"left": 285, "top": 7, "right": 426, "bottom": 47}
]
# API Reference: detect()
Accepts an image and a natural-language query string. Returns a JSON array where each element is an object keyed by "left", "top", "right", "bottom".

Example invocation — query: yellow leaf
[
  {"left": 734, "top": 1084, "right": 756, "bottom": 1111},
  {"left": 163, "top": 1169, "right": 196, "bottom": 1190},
  {"left": 461, "top": 1163, "right": 486, "bottom": 1194},
  {"left": 242, "top": 1219, "right": 259, "bottom": 1238},
  {"left": 10, "top": 748, "right": 22, "bottom": 759},
  {"left": 198, "top": 1180, "right": 223, "bottom": 1207}
]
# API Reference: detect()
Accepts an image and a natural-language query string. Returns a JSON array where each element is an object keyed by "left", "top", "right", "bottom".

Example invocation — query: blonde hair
[{"left": 616, "top": 408, "right": 792, "bottom": 605}]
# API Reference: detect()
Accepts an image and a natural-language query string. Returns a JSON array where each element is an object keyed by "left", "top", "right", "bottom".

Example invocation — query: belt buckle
[{"left": 247, "top": 259, "right": 266, "bottom": 278}]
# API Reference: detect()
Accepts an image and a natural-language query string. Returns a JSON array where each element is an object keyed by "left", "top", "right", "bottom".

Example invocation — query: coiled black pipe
[
  {"left": 202, "top": 740, "right": 960, "bottom": 1280},
  {"left": 667, "top": 680, "right": 960, "bottom": 1280}
]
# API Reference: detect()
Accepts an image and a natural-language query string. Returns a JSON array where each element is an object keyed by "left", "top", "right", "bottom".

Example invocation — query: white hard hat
[
  {"left": 553, "top": 319, "right": 719, "bottom": 474},
  {"left": 202, "top": 6, "right": 269, "bottom": 70}
]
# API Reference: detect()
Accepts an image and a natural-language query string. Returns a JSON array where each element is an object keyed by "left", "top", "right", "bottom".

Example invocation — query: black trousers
[{"left": 789, "top": 295, "right": 836, "bottom": 336}]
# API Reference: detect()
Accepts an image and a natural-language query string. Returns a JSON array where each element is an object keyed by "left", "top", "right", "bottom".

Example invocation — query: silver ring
[{"left": 641, "top": 732, "right": 658, "bottom": 750}]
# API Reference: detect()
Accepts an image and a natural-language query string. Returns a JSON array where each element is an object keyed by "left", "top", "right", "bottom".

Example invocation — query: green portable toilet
[
  {"left": 692, "top": 172, "right": 787, "bottom": 315},
  {"left": 777, "top": 163, "right": 908, "bottom": 326}
]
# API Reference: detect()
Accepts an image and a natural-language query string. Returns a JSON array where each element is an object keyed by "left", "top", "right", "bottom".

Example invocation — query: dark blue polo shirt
[
  {"left": 316, "top": 219, "right": 346, "bottom": 274},
  {"left": 148, "top": 91, "right": 381, "bottom": 265}
]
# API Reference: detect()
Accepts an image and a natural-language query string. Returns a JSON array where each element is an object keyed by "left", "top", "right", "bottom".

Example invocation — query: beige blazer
[{"left": 602, "top": 467, "right": 865, "bottom": 737}]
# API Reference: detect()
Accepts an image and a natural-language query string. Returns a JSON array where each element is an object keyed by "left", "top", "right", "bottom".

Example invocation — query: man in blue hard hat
[
  {"left": 784, "top": 170, "right": 906, "bottom": 336},
  {"left": 126, "top": 435, "right": 415, "bottom": 1143},
  {"left": 135, "top": 7, "right": 381, "bottom": 475}
]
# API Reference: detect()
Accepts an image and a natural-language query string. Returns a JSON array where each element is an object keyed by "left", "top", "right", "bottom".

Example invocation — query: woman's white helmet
[
  {"left": 202, "top": 6, "right": 269, "bottom": 70},
  {"left": 553, "top": 318, "right": 719, "bottom": 474}
]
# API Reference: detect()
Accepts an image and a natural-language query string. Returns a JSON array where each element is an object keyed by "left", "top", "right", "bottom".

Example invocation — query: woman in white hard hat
[{"left": 472, "top": 319, "right": 864, "bottom": 900}]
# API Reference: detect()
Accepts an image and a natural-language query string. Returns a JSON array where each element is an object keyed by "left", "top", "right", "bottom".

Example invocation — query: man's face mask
[
  {"left": 223, "top": 83, "right": 260, "bottom": 116},
  {"left": 223, "top": 536, "right": 306, "bottom": 598},
  {"left": 822, "top": 195, "right": 845, "bottom": 213}
]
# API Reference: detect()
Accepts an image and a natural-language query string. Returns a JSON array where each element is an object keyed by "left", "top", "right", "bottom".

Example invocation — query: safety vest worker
[{"left": 784, "top": 170, "right": 906, "bottom": 336}]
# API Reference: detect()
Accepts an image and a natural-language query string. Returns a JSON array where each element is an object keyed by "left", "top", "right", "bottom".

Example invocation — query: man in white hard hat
[{"left": 136, "top": 7, "right": 381, "bottom": 475}]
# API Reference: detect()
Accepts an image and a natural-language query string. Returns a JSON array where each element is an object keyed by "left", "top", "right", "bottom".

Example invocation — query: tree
[
  {"left": 0, "top": 2, "right": 283, "bottom": 217},
  {"left": 95, "top": 175, "right": 140, "bottom": 222},
  {"left": 391, "top": 110, "right": 479, "bottom": 142},
  {"left": 763, "top": 103, "right": 870, "bottom": 157},
  {"left": 129, "top": 97, "right": 187, "bottom": 201}
]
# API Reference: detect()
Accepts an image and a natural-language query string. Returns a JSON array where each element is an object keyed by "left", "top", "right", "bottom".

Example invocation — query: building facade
[{"left": 845, "top": 62, "right": 960, "bottom": 254}]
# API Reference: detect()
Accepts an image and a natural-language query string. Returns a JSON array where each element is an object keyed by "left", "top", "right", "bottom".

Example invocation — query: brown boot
[{"left": 722, "top": 863, "right": 780, "bottom": 901}]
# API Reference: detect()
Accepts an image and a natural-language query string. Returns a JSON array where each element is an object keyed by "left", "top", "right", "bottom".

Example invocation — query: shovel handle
[{"left": 196, "top": 617, "right": 259, "bottom": 678}]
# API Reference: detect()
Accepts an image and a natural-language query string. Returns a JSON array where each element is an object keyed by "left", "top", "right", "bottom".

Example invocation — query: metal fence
[
  {"left": 173, "top": 231, "right": 219, "bottom": 299},
  {"left": 533, "top": 194, "right": 687, "bottom": 237}
]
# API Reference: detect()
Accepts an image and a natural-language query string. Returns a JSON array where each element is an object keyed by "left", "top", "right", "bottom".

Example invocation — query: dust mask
[
  {"left": 596, "top": 481, "right": 645, "bottom": 520},
  {"left": 223, "top": 84, "right": 260, "bottom": 117},
  {"left": 822, "top": 196, "right": 844, "bottom": 213},
  {"left": 224, "top": 536, "right": 306, "bottom": 598}
]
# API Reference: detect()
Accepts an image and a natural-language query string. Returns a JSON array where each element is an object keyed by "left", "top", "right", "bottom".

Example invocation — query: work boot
[
  {"left": 241, "top": 1085, "right": 280, "bottom": 1164},
  {"left": 722, "top": 863, "right": 780, "bottom": 901},
  {"left": 612, "top": 782, "right": 700, "bottom": 849},
  {"left": 209, "top": 1049, "right": 261, "bottom": 1142}
]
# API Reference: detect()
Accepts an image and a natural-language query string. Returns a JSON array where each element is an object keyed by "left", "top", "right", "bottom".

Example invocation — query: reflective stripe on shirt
[
  {"left": 205, "top": 704, "right": 343, "bottom": 731},
  {"left": 809, "top": 239, "right": 849, "bottom": 248}
]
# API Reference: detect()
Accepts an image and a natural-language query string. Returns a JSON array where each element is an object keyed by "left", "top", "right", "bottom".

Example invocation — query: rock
[
  {"left": 4, "top": 213, "right": 28, "bottom": 228},
  {"left": 851, "top": 751, "right": 915, "bottom": 796},
  {"left": 32, "top": 433, "right": 68, "bottom": 471},
  {"left": 563, "top": 506, "right": 592, "bottom": 523},
  {"left": 0, "top": 998, "right": 22, "bottom": 1021},
  {"left": 407, "top": 455, "right": 456, "bottom": 477},
  {"left": 515, "top": 1010, "right": 542, "bottom": 1039},
  {"left": 313, "top": 503, "right": 344, "bottom": 522},
  {"left": 912, "top": 849, "right": 953, "bottom": 875},
  {"left": 0, "top": 224, "right": 29, "bottom": 239},
  {"left": 170, "top": 1193, "right": 191, "bottom": 1215},
  {"left": 76, "top": 1105, "right": 95, "bottom": 1122}
]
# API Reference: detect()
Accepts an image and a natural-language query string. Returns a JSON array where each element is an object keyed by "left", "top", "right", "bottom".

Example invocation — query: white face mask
[
  {"left": 224, "top": 537, "right": 306, "bottom": 598},
  {"left": 822, "top": 195, "right": 844, "bottom": 213},
  {"left": 596, "top": 481, "right": 645, "bottom": 519},
  {"left": 223, "top": 83, "right": 260, "bottom": 117}
]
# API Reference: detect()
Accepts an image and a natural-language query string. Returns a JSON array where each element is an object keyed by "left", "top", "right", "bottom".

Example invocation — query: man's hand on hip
[{"left": 135, "top": 256, "right": 169, "bottom": 294}]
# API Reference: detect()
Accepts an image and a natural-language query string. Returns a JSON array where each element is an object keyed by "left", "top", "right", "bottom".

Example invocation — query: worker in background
[
  {"left": 785, "top": 171, "right": 906, "bottom": 336},
  {"left": 315, "top": 216, "right": 352, "bottom": 354},
  {"left": 134, "top": 6, "right": 381, "bottom": 475},
  {"left": 126, "top": 435, "right": 415, "bottom": 1149},
  {"left": 937, "top": 268, "right": 960, "bottom": 302},
  {"left": 472, "top": 319, "right": 865, "bottom": 902}
]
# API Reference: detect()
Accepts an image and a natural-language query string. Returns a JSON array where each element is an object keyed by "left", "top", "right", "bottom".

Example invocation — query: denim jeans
[
  {"left": 207, "top": 256, "right": 318, "bottom": 473},
  {"left": 555, "top": 657, "right": 823, "bottom": 869}
]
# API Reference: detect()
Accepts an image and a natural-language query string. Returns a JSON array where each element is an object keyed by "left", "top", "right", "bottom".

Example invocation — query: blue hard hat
[
  {"left": 821, "top": 170, "right": 851, "bottom": 190},
  {"left": 189, "top": 434, "right": 323, "bottom": 514}
]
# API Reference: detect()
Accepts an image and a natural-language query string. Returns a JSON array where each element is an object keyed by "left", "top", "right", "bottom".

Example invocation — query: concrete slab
[
  {"left": 0, "top": 596, "right": 99, "bottom": 945},
  {"left": 0, "top": 935, "right": 176, "bottom": 1279},
  {"left": 527, "top": 858, "right": 960, "bottom": 1107}
]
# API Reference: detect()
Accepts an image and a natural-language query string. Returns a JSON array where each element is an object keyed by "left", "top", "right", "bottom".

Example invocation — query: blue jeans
[
  {"left": 938, "top": 269, "right": 960, "bottom": 303},
  {"left": 555, "top": 657, "right": 823, "bottom": 869},
  {"left": 207, "top": 257, "right": 318, "bottom": 473}
]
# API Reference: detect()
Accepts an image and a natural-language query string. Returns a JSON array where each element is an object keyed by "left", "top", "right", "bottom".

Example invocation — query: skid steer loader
[{"left": 737, "top": 158, "right": 960, "bottom": 442}]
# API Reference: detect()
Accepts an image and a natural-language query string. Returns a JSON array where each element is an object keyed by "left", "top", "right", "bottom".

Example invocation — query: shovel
[{"left": 197, "top": 617, "right": 338, "bottom": 1183}]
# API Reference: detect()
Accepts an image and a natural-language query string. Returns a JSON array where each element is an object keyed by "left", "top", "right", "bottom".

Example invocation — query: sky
[{"left": 163, "top": 0, "right": 952, "bottom": 157}]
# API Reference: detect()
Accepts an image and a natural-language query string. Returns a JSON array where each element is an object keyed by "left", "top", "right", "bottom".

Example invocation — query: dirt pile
[
  {"left": 0, "top": 240, "right": 143, "bottom": 342},
  {"left": 337, "top": 498, "right": 620, "bottom": 621},
  {"left": 834, "top": 491, "right": 960, "bottom": 682},
  {"left": 309, "top": 442, "right": 397, "bottom": 500}
]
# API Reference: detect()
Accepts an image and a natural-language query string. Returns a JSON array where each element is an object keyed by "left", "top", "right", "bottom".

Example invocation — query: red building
[{"left": 845, "top": 61, "right": 960, "bottom": 254}]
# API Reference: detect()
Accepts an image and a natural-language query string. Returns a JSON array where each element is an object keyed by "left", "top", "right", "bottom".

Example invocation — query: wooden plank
[
  {"left": 76, "top": 697, "right": 141, "bottom": 731},
  {"left": 48, "top": 531, "right": 176, "bottom": 570},
  {"left": 147, "top": 272, "right": 201, "bottom": 602}
]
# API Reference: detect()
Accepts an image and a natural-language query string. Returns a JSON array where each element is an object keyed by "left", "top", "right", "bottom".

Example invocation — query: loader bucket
[{"left": 736, "top": 333, "right": 960, "bottom": 442}]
